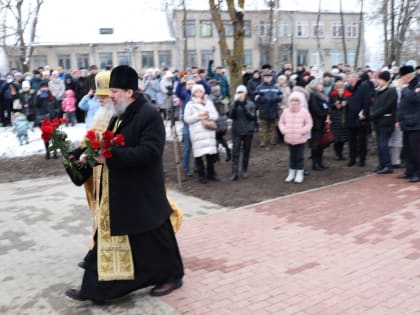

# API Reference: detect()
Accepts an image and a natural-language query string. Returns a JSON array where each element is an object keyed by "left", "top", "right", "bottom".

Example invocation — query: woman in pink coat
[{"left": 279, "top": 91, "right": 313, "bottom": 183}]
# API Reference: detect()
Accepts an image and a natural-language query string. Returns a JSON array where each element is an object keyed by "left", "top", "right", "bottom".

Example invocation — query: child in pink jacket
[
  {"left": 279, "top": 91, "right": 313, "bottom": 183},
  {"left": 61, "top": 89, "right": 77, "bottom": 126}
]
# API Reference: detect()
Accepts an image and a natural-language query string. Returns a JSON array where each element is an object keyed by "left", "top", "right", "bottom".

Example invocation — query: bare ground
[{"left": 0, "top": 136, "right": 376, "bottom": 208}]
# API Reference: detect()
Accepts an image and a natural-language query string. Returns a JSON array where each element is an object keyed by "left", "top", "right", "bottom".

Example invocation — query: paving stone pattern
[{"left": 1, "top": 174, "right": 420, "bottom": 314}]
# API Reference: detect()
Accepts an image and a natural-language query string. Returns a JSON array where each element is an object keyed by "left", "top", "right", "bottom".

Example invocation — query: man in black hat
[
  {"left": 65, "top": 65, "right": 184, "bottom": 303},
  {"left": 396, "top": 65, "right": 420, "bottom": 182}
]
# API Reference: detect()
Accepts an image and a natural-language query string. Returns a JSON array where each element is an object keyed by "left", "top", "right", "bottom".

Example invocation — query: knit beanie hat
[{"left": 191, "top": 84, "right": 205, "bottom": 95}]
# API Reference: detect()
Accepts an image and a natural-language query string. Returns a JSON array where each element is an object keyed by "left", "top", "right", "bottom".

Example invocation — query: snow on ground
[{"left": 0, "top": 121, "right": 183, "bottom": 158}]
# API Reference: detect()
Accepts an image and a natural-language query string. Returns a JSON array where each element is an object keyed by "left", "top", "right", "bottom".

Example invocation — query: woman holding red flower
[{"left": 329, "top": 78, "right": 352, "bottom": 160}]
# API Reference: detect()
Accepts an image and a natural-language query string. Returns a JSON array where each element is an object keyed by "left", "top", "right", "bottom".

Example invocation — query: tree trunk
[
  {"left": 1, "top": 0, "right": 44, "bottom": 72},
  {"left": 209, "top": 0, "right": 245, "bottom": 98},
  {"left": 339, "top": 0, "right": 348, "bottom": 65},
  {"left": 316, "top": 0, "right": 324, "bottom": 67},
  {"left": 354, "top": 0, "right": 364, "bottom": 69},
  {"left": 382, "top": 0, "right": 389, "bottom": 63},
  {"left": 181, "top": 0, "right": 188, "bottom": 69}
]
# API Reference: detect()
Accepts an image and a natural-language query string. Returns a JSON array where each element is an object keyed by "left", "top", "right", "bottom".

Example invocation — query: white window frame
[
  {"left": 312, "top": 23, "right": 325, "bottom": 38},
  {"left": 296, "top": 22, "right": 309, "bottom": 38},
  {"left": 279, "top": 22, "right": 289, "bottom": 37},
  {"left": 331, "top": 22, "right": 343, "bottom": 38},
  {"left": 346, "top": 23, "right": 358, "bottom": 38}
]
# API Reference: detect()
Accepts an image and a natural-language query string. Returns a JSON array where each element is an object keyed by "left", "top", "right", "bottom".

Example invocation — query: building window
[
  {"left": 99, "top": 52, "right": 113, "bottom": 70},
  {"left": 331, "top": 22, "right": 343, "bottom": 37},
  {"left": 244, "top": 49, "right": 252, "bottom": 66},
  {"left": 201, "top": 50, "right": 214, "bottom": 67},
  {"left": 141, "top": 51, "right": 154, "bottom": 68},
  {"left": 244, "top": 20, "right": 252, "bottom": 37},
  {"left": 346, "top": 50, "right": 356, "bottom": 65},
  {"left": 200, "top": 20, "right": 213, "bottom": 37},
  {"left": 346, "top": 23, "right": 358, "bottom": 38},
  {"left": 260, "top": 50, "right": 269, "bottom": 66},
  {"left": 312, "top": 23, "right": 324, "bottom": 37},
  {"left": 32, "top": 55, "right": 47, "bottom": 68},
  {"left": 311, "top": 51, "right": 321, "bottom": 66},
  {"left": 187, "top": 50, "right": 197, "bottom": 67},
  {"left": 297, "top": 49, "right": 308, "bottom": 66},
  {"left": 296, "top": 23, "right": 309, "bottom": 37},
  {"left": 259, "top": 21, "right": 271, "bottom": 37},
  {"left": 331, "top": 50, "right": 343, "bottom": 65},
  {"left": 158, "top": 50, "right": 172, "bottom": 67},
  {"left": 57, "top": 54, "right": 71, "bottom": 70},
  {"left": 76, "top": 53, "right": 89, "bottom": 69},
  {"left": 223, "top": 20, "right": 233, "bottom": 37},
  {"left": 279, "top": 22, "right": 289, "bottom": 37},
  {"left": 184, "top": 20, "right": 196, "bottom": 37},
  {"left": 117, "top": 51, "right": 130, "bottom": 66}
]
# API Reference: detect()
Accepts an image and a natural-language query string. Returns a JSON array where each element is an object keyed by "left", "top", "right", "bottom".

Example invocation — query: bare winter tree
[
  {"left": 315, "top": 0, "right": 324, "bottom": 67},
  {"left": 354, "top": 0, "right": 364, "bottom": 69},
  {"left": 208, "top": 0, "right": 245, "bottom": 96},
  {"left": 0, "top": 0, "right": 44, "bottom": 72},
  {"left": 380, "top": 0, "right": 419, "bottom": 65},
  {"left": 339, "top": 0, "right": 348, "bottom": 65},
  {"left": 181, "top": 0, "right": 188, "bottom": 70}
]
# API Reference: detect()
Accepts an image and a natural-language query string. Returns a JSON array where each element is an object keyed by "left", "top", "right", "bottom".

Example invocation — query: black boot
[
  {"left": 225, "top": 148, "right": 231, "bottom": 162},
  {"left": 242, "top": 156, "right": 249, "bottom": 179},
  {"left": 319, "top": 150, "right": 328, "bottom": 169},
  {"left": 230, "top": 163, "right": 239, "bottom": 181}
]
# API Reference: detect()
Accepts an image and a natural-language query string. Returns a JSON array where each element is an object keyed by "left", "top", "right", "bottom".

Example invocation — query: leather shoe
[
  {"left": 409, "top": 176, "right": 420, "bottom": 183},
  {"left": 396, "top": 174, "right": 409, "bottom": 179},
  {"left": 78, "top": 261, "right": 86, "bottom": 269},
  {"left": 312, "top": 163, "right": 325, "bottom": 171},
  {"left": 207, "top": 176, "right": 220, "bottom": 182},
  {"left": 150, "top": 279, "right": 183, "bottom": 297},
  {"left": 65, "top": 289, "right": 88, "bottom": 301},
  {"left": 229, "top": 173, "right": 238, "bottom": 181},
  {"left": 65, "top": 289, "right": 105, "bottom": 304},
  {"left": 376, "top": 167, "right": 393, "bottom": 174},
  {"left": 347, "top": 160, "right": 356, "bottom": 167}
]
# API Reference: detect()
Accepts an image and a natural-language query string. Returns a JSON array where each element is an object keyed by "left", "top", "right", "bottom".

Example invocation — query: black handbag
[{"left": 64, "top": 160, "right": 92, "bottom": 186}]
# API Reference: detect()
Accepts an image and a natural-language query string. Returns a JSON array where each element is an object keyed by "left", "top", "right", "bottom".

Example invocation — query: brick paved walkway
[
  {"left": 163, "top": 174, "right": 420, "bottom": 314},
  {"left": 1, "top": 174, "right": 419, "bottom": 314}
]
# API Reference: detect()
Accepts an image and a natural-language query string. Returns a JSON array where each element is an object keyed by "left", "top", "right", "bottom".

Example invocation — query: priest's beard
[
  {"left": 113, "top": 99, "right": 130, "bottom": 117},
  {"left": 92, "top": 101, "right": 115, "bottom": 131}
]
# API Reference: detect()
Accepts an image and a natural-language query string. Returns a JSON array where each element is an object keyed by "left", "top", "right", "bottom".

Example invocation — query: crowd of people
[
  {"left": 0, "top": 60, "right": 419, "bottom": 304},
  {"left": 1, "top": 61, "right": 419, "bottom": 183}
]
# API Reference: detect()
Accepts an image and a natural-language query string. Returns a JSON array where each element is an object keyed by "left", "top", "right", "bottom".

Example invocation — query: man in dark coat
[
  {"left": 345, "top": 72, "right": 374, "bottom": 167},
  {"left": 370, "top": 71, "right": 398, "bottom": 174},
  {"left": 65, "top": 65, "right": 184, "bottom": 303},
  {"left": 396, "top": 65, "right": 420, "bottom": 182},
  {"left": 253, "top": 71, "right": 282, "bottom": 148}
]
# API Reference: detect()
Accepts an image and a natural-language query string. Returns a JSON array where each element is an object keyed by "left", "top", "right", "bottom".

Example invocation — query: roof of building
[{"left": 34, "top": 3, "right": 174, "bottom": 46}]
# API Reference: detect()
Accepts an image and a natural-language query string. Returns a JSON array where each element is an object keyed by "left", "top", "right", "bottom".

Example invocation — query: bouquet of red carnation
[
  {"left": 84, "top": 129, "right": 125, "bottom": 167},
  {"left": 40, "top": 117, "right": 71, "bottom": 157}
]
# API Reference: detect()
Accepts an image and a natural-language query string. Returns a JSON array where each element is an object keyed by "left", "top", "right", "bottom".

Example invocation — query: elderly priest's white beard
[{"left": 92, "top": 101, "right": 115, "bottom": 128}]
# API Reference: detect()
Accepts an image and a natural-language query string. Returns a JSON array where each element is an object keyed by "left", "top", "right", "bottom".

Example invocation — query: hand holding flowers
[{"left": 83, "top": 129, "right": 125, "bottom": 167}]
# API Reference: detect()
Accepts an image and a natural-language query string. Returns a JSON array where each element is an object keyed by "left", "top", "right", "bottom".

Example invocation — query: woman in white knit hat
[{"left": 183, "top": 83, "right": 219, "bottom": 184}]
